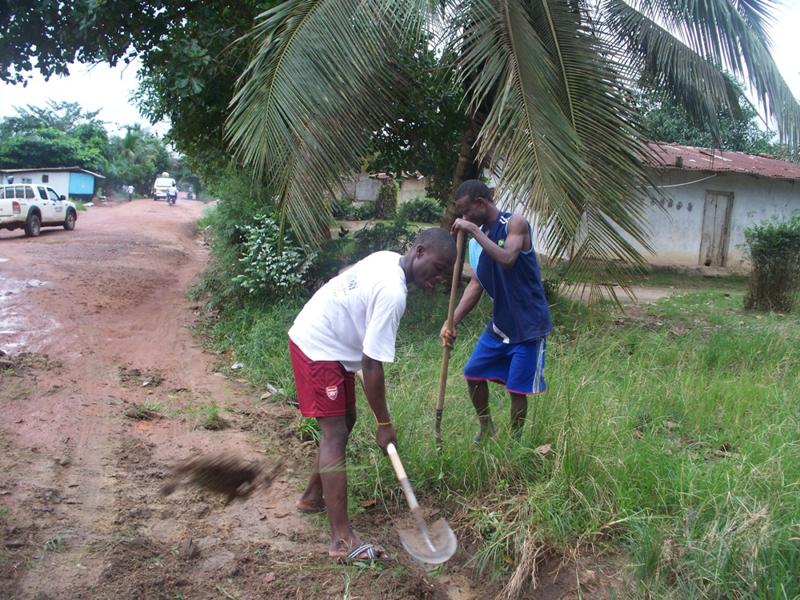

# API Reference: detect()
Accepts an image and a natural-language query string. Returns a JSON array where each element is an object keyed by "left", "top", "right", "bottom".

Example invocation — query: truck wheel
[
  {"left": 24, "top": 213, "right": 41, "bottom": 237},
  {"left": 64, "top": 210, "right": 77, "bottom": 231}
]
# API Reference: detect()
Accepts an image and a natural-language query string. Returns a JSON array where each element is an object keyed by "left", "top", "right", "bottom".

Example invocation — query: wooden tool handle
[
  {"left": 436, "top": 229, "right": 466, "bottom": 414},
  {"left": 386, "top": 443, "right": 419, "bottom": 510}
]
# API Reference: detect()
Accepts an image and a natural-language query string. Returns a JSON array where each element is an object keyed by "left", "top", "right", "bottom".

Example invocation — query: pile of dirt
[
  {"left": 0, "top": 352, "right": 61, "bottom": 376},
  {"left": 118, "top": 366, "right": 163, "bottom": 388}
]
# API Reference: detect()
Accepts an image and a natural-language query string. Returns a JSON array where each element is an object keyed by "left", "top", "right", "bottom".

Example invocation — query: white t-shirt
[{"left": 288, "top": 251, "right": 407, "bottom": 372}]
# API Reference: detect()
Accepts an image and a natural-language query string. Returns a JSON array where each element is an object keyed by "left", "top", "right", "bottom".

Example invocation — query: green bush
[
  {"left": 306, "top": 237, "right": 354, "bottom": 285},
  {"left": 346, "top": 202, "right": 375, "bottom": 221},
  {"left": 397, "top": 196, "right": 443, "bottom": 223},
  {"left": 331, "top": 197, "right": 351, "bottom": 220},
  {"left": 190, "top": 171, "right": 279, "bottom": 308},
  {"left": 232, "top": 214, "right": 317, "bottom": 300},
  {"left": 351, "top": 217, "right": 413, "bottom": 261},
  {"left": 743, "top": 215, "right": 800, "bottom": 312},
  {"left": 374, "top": 180, "right": 398, "bottom": 218}
]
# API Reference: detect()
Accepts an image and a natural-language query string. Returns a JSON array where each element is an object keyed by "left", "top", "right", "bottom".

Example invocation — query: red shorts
[{"left": 289, "top": 339, "right": 356, "bottom": 418}]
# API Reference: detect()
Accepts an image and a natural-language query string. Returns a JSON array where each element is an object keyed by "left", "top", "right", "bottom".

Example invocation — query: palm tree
[{"left": 226, "top": 0, "right": 799, "bottom": 287}]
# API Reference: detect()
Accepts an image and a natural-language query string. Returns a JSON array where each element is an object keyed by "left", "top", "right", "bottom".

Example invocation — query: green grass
[
  {"left": 199, "top": 402, "right": 225, "bottom": 430},
  {"left": 197, "top": 269, "right": 800, "bottom": 598},
  {"left": 617, "top": 265, "right": 748, "bottom": 290}
]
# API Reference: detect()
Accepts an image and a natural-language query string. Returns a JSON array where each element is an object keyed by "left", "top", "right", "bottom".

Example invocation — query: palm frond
[
  {"left": 603, "top": 0, "right": 742, "bottom": 140},
  {"left": 454, "top": 0, "right": 590, "bottom": 253},
  {"left": 531, "top": 0, "right": 656, "bottom": 275},
  {"left": 621, "top": 0, "right": 800, "bottom": 145},
  {"left": 453, "top": 0, "right": 653, "bottom": 290},
  {"left": 226, "top": 0, "right": 428, "bottom": 244}
]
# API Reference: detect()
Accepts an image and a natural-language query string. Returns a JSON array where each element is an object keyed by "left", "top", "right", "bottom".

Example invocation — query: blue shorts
[{"left": 464, "top": 330, "right": 547, "bottom": 395}]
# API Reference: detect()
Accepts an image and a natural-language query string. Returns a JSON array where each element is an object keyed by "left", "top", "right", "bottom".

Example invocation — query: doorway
[{"left": 699, "top": 191, "right": 733, "bottom": 267}]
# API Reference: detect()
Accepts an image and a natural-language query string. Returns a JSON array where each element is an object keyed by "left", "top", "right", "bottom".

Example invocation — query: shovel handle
[
  {"left": 386, "top": 443, "right": 419, "bottom": 511},
  {"left": 435, "top": 229, "right": 466, "bottom": 416}
]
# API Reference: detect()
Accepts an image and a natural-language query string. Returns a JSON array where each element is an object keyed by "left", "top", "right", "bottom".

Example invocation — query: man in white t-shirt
[{"left": 288, "top": 228, "right": 456, "bottom": 562}]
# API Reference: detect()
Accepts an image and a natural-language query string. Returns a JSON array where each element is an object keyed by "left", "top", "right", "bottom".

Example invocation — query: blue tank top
[{"left": 468, "top": 212, "right": 553, "bottom": 343}]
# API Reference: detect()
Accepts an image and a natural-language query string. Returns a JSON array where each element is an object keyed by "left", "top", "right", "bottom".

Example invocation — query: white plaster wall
[
  {"left": 398, "top": 178, "right": 429, "bottom": 203},
  {"left": 342, "top": 175, "right": 380, "bottom": 201},
  {"left": 344, "top": 174, "right": 433, "bottom": 203},
  {"left": 516, "top": 169, "right": 800, "bottom": 271},
  {"left": 620, "top": 170, "right": 800, "bottom": 269},
  {"left": 5, "top": 171, "right": 70, "bottom": 198},
  {"left": 354, "top": 177, "right": 380, "bottom": 201},
  {"left": 44, "top": 173, "right": 70, "bottom": 198}
]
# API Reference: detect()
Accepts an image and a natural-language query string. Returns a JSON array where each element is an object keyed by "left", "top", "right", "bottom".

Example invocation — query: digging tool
[
  {"left": 435, "top": 229, "right": 466, "bottom": 449},
  {"left": 386, "top": 442, "right": 457, "bottom": 564}
]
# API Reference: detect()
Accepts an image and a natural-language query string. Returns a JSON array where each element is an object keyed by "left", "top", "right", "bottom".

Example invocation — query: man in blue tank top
[{"left": 441, "top": 180, "right": 553, "bottom": 441}]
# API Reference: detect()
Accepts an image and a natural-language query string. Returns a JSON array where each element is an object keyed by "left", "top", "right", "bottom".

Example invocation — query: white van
[{"left": 151, "top": 173, "right": 176, "bottom": 201}]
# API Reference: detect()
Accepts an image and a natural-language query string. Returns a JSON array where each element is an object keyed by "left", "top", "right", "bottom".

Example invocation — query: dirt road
[{"left": 0, "top": 200, "right": 450, "bottom": 599}]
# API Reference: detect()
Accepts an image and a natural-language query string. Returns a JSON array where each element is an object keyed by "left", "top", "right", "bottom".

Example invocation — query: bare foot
[
  {"left": 296, "top": 499, "right": 326, "bottom": 514},
  {"left": 473, "top": 422, "right": 496, "bottom": 444}
]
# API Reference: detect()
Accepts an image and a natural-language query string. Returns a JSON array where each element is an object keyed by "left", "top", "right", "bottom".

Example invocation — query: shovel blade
[{"left": 398, "top": 518, "right": 457, "bottom": 564}]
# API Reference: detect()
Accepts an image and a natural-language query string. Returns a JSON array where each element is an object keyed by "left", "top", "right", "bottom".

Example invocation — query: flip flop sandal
[
  {"left": 296, "top": 504, "right": 326, "bottom": 514},
  {"left": 337, "top": 542, "right": 384, "bottom": 563}
]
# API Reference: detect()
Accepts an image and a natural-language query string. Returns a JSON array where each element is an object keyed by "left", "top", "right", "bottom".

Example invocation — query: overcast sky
[{"left": 1, "top": 4, "right": 798, "bottom": 140}]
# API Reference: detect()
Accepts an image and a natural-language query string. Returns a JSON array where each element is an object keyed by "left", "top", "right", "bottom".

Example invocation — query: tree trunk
[{"left": 441, "top": 116, "right": 483, "bottom": 228}]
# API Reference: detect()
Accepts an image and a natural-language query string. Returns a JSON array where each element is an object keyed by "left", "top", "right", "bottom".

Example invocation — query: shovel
[
  {"left": 435, "top": 229, "right": 466, "bottom": 449},
  {"left": 386, "top": 442, "right": 457, "bottom": 564}
]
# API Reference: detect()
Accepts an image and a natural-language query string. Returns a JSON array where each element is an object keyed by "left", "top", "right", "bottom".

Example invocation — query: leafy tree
[
  {"left": 105, "top": 124, "right": 172, "bottom": 193},
  {"left": 1, "top": 101, "right": 102, "bottom": 133},
  {"left": 226, "top": 0, "right": 800, "bottom": 289},
  {"left": 638, "top": 78, "right": 776, "bottom": 155},
  {"left": 1, "top": 1, "right": 279, "bottom": 181},
  {"left": 0, "top": 102, "right": 110, "bottom": 171},
  {"left": 363, "top": 39, "right": 467, "bottom": 205},
  {"left": 0, "top": 102, "right": 174, "bottom": 193}
]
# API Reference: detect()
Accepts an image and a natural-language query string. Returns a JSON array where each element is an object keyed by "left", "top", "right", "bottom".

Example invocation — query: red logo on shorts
[{"left": 325, "top": 386, "right": 339, "bottom": 400}]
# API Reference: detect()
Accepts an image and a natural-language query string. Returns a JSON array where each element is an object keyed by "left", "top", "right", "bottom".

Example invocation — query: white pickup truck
[{"left": 0, "top": 183, "right": 79, "bottom": 237}]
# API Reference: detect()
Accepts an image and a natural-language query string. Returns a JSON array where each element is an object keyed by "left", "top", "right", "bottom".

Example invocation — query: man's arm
[
  {"left": 361, "top": 354, "right": 396, "bottom": 450},
  {"left": 440, "top": 273, "right": 483, "bottom": 347},
  {"left": 452, "top": 214, "right": 530, "bottom": 269}
]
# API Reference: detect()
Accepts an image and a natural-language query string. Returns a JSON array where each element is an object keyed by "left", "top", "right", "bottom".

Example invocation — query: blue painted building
[{"left": 0, "top": 166, "right": 105, "bottom": 201}]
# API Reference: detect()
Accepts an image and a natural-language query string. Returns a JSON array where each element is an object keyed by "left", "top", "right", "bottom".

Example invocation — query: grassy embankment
[{"left": 195, "top": 205, "right": 799, "bottom": 597}]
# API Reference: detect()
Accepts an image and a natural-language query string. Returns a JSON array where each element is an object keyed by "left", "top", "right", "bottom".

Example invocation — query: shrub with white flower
[{"left": 232, "top": 214, "right": 317, "bottom": 299}]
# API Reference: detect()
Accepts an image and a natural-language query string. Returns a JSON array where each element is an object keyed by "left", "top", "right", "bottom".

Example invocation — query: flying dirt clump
[{"left": 160, "top": 451, "right": 285, "bottom": 505}]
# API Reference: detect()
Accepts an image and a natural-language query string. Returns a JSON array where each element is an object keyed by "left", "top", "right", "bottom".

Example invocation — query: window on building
[
  {"left": 21, "top": 177, "right": 32, "bottom": 183},
  {"left": 42, "top": 174, "right": 49, "bottom": 183}
]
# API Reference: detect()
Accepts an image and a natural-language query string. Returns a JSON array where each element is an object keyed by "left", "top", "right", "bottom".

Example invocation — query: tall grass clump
[
  {"left": 743, "top": 215, "right": 800, "bottom": 312},
  {"left": 343, "top": 286, "right": 800, "bottom": 597}
]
